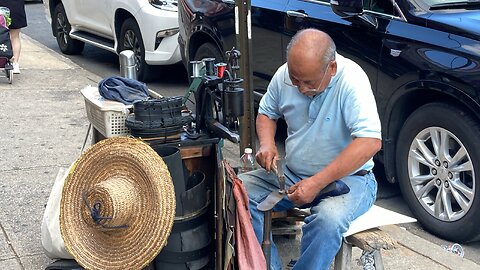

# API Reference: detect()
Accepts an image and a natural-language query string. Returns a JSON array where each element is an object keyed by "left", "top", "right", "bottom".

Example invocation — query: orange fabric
[{"left": 225, "top": 161, "right": 267, "bottom": 270}]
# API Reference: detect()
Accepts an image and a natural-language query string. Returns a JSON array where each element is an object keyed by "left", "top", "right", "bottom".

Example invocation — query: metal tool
[
  {"left": 183, "top": 48, "right": 244, "bottom": 143},
  {"left": 257, "top": 160, "right": 345, "bottom": 268},
  {"left": 257, "top": 160, "right": 286, "bottom": 212},
  {"left": 258, "top": 159, "right": 284, "bottom": 269},
  {"left": 261, "top": 208, "right": 272, "bottom": 269}
]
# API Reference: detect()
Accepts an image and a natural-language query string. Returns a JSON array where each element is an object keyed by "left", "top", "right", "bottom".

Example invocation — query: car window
[
  {"left": 364, "top": 0, "right": 399, "bottom": 16},
  {"left": 314, "top": 0, "right": 400, "bottom": 16}
]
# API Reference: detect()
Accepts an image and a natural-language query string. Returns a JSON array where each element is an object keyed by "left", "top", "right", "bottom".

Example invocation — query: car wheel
[
  {"left": 53, "top": 3, "right": 84, "bottom": 55},
  {"left": 396, "top": 102, "right": 480, "bottom": 242},
  {"left": 119, "top": 18, "right": 150, "bottom": 82},
  {"left": 194, "top": 42, "right": 224, "bottom": 63}
]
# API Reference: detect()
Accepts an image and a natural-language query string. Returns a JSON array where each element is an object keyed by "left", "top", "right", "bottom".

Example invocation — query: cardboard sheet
[{"left": 344, "top": 205, "right": 417, "bottom": 237}]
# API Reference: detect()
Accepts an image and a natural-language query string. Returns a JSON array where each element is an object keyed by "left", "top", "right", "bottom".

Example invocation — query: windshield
[{"left": 419, "top": 0, "right": 480, "bottom": 8}]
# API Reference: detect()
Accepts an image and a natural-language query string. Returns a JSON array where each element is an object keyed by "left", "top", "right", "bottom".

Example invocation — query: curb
[{"left": 380, "top": 225, "right": 479, "bottom": 270}]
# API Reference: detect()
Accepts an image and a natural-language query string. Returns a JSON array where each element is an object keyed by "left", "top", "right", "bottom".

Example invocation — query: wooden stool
[
  {"left": 272, "top": 208, "right": 308, "bottom": 238},
  {"left": 334, "top": 228, "right": 396, "bottom": 270}
]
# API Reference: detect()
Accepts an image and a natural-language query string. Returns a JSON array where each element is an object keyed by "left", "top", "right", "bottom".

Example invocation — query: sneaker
[{"left": 12, "top": 63, "right": 20, "bottom": 74}]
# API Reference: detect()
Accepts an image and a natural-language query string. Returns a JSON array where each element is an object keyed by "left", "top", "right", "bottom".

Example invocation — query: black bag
[{"left": 0, "top": 26, "right": 13, "bottom": 60}]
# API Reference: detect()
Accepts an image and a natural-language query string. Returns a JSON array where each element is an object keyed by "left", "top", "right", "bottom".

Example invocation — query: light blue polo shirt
[{"left": 258, "top": 54, "right": 381, "bottom": 179}]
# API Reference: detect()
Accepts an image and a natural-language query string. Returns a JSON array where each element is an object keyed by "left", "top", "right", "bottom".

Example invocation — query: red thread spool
[{"left": 216, "top": 63, "right": 227, "bottom": 78}]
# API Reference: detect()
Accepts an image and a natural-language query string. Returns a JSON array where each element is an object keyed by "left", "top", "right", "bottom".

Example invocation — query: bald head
[
  {"left": 285, "top": 29, "right": 338, "bottom": 96},
  {"left": 287, "top": 29, "right": 336, "bottom": 68}
]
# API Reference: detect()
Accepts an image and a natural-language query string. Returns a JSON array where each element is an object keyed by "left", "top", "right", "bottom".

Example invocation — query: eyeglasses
[{"left": 284, "top": 61, "right": 332, "bottom": 96}]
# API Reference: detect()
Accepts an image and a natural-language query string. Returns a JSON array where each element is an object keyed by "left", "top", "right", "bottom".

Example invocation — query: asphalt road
[
  {"left": 23, "top": 1, "right": 480, "bottom": 264},
  {"left": 24, "top": 2, "right": 189, "bottom": 97}
]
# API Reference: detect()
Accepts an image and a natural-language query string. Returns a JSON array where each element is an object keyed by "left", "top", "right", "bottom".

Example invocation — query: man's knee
[{"left": 304, "top": 208, "right": 350, "bottom": 234}]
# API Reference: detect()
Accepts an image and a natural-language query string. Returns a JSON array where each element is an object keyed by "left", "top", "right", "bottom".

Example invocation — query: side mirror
[{"left": 330, "top": 0, "right": 364, "bottom": 17}]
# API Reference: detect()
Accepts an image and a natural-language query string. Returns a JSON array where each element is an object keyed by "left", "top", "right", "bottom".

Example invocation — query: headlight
[
  {"left": 157, "top": 28, "right": 180, "bottom": 38},
  {"left": 155, "top": 28, "right": 180, "bottom": 49},
  {"left": 149, "top": 0, "right": 178, "bottom": 11}
]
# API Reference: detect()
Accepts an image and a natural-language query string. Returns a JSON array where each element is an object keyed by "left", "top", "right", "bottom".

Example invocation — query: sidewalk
[{"left": 0, "top": 35, "right": 478, "bottom": 270}]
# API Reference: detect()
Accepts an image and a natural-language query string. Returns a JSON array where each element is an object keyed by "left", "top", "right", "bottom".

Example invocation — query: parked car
[
  {"left": 179, "top": 0, "right": 480, "bottom": 242},
  {"left": 44, "top": 0, "right": 181, "bottom": 81}
]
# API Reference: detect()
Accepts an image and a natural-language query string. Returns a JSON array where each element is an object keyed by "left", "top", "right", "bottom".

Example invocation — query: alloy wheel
[
  {"left": 123, "top": 30, "right": 142, "bottom": 74},
  {"left": 56, "top": 12, "right": 69, "bottom": 48},
  {"left": 408, "top": 127, "right": 475, "bottom": 222}
]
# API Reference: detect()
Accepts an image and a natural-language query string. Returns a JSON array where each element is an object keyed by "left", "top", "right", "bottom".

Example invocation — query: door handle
[
  {"left": 383, "top": 39, "right": 408, "bottom": 50},
  {"left": 222, "top": 0, "right": 235, "bottom": 4},
  {"left": 286, "top": 10, "right": 309, "bottom": 18}
]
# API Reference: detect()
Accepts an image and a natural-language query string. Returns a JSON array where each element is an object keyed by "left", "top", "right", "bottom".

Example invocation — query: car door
[
  {"left": 74, "top": 0, "right": 112, "bottom": 37},
  {"left": 251, "top": 0, "right": 289, "bottom": 98},
  {"left": 282, "top": 0, "right": 390, "bottom": 94}
]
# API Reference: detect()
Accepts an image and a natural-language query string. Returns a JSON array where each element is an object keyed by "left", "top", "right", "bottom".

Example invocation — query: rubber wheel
[
  {"left": 396, "top": 102, "right": 480, "bottom": 242},
  {"left": 194, "top": 42, "right": 224, "bottom": 62},
  {"left": 119, "top": 18, "right": 150, "bottom": 82},
  {"left": 53, "top": 3, "right": 84, "bottom": 55},
  {"left": 7, "top": 69, "right": 12, "bottom": 84}
]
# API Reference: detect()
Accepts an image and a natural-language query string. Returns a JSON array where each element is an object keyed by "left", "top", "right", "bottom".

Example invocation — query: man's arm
[
  {"left": 288, "top": 137, "right": 381, "bottom": 205},
  {"left": 313, "top": 137, "right": 381, "bottom": 183},
  {"left": 255, "top": 114, "right": 279, "bottom": 172}
]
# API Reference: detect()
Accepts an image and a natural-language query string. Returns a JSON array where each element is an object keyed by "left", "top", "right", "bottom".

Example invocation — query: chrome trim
[
  {"left": 286, "top": 10, "right": 309, "bottom": 18},
  {"left": 70, "top": 33, "right": 116, "bottom": 53}
]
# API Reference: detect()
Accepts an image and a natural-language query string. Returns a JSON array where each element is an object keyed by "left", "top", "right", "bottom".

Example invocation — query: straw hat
[{"left": 60, "top": 137, "right": 175, "bottom": 270}]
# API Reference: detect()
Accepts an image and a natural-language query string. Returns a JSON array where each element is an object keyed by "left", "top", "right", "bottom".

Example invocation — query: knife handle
[{"left": 276, "top": 159, "right": 286, "bottom": 192}]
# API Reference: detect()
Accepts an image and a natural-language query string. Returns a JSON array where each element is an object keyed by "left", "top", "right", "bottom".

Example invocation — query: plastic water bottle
[{"left": 238, "top": 147, "right": 256, "bottom": 174}]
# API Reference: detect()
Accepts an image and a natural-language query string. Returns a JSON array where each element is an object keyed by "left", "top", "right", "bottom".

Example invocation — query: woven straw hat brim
[{"left": 60, "top": 137, "right": 175, "bottom": 270}]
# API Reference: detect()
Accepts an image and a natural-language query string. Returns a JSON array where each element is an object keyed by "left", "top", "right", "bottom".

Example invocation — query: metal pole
[
  {"left": 262, "top": 210, "right": 272, "bottom": 268},
  {"left": 235, "top": 0, "right": 256, "bottom": 155},
  {"left": 119, "top": 50, "right": 137, "bottom": 79}
]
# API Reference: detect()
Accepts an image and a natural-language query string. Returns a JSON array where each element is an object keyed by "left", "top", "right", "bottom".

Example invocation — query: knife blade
[{"left": 257, "top": 159, "right": 287, "bottom": 212}]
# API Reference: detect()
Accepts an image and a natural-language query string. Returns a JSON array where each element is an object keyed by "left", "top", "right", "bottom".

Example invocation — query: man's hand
[
  {"left": 287, "top": 177, "right": 325, "bottom": 206},
  {"left": 255, "top": 144, "right": 279, "bottom": 172}
]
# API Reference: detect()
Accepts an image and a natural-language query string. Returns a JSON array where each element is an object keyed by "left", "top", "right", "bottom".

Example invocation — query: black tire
[
  {"left": 53, "top": 3, "right": 84, "bottom": 55},
  {"left": 119, "top": 18, "right": 150, "bottom": 82},
  {"left": 194, "top": 42, "right": 224, "bottom": 62},
  {"left": 7, "top": 69, "right": 13, "bottom": 84},
  {"left": 396, "top": 102, "right": 480, "bottom": 242}
]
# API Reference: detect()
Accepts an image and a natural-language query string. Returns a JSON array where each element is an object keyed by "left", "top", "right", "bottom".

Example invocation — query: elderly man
[{"left": 239, "top": 29, "right": 382, "bottom": 269}]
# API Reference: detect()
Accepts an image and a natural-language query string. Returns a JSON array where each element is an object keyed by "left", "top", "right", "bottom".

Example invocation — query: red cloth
[{"left": 225, "top": 161, "right": 267, "bottom": 270}]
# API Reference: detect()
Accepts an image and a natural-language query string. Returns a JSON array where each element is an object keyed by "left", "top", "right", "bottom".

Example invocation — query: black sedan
[{"left": 178, "top": 0, "right": 480, "bottom": 242}]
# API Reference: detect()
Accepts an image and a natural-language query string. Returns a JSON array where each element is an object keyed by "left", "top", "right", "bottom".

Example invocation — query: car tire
[
  {"left": 194, "top": 42, "right": 224, "bottom": 63},
  {"left": 53, "top": 3, "right": 84, "bottom": 55},
  {"left": 119, "top": 18, "right": 150, "bottom": 82},
  {"left": 396, "top": 102, "right": 480, "bottom": 242}
]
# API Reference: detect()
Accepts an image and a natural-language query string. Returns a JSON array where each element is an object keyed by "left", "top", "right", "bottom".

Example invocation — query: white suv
[{"left": 44, "top": 0, "right": 181, "bottom": 81}]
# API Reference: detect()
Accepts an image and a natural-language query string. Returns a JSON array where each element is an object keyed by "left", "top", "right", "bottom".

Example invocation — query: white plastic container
[{"left": 80, "top": 86, "right": 132, "bottom": 138}]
